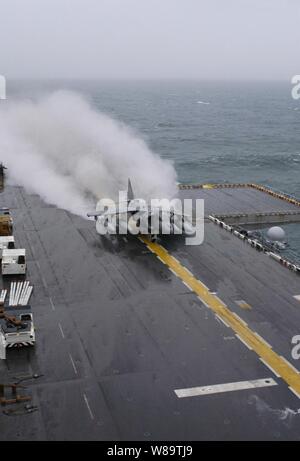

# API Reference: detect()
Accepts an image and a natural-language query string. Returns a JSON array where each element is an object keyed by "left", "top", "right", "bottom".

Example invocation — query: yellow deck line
[{"left": 140, "top": 236, "right": 300, "bottom": 397}]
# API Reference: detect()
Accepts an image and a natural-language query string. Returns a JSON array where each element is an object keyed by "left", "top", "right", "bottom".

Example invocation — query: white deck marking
[
  {"left": 289, "top": 387, "right": 300, "bottom": 399},
  {"left": 182, "top": 281, "right": 192, "bottom": 291},
  {"left": 215, "top": 314, "right": 230, "bottom": 328},
  {"left": 259, "top": 358, "right": 280, "bottom": 378},
  {"left": 58, "top": 323, "right": 65, "bottom": 339},
  {"left": 254, "top": 333, "right": 273, "bottom": 349},
  {"left": 293, "top": 295, "right": 300, "bottom": 302},
  {"left": 169, "top": 268, "right": 179, "bottom": 277},
  {"left": 232, "top": 312, "right": 248, "bottom": 326},
  {"left": 83, "top": 393, "right": 94, "bottom": 420},
  {"left": 140, "top": 236, "right": 300, "bottom": 396},
  {"left": 49, "top": 297, "right": 55, "bottom": 311},
  {"left": 174, "top": 378, "right": 277, "bottom": 398},
  {"left": 157, "top": 256, "right": 165, "bottom": 265},
  {"left": 69, "top": 353, "right": 78, "bottom": 375},
  {"left": 198, "top": 280, "right": 210, "bottom": 292},
  {"left": 280, "top": 356, "right": 300, "bottom": 374},
  {"left": 197, "top": 296, "right": 210, "bottom": 309},
  {"left": 41, "top": 277, "right": 48, "bottom": 289},
  {"left": 235, "top": 334, "right": 253, "bottom": 350},
  {"left": 236, "top": 299, "right": 252, "bottom": 310},
  {"left": 183, "top": 267, "right": 194, "bottom": 277}
]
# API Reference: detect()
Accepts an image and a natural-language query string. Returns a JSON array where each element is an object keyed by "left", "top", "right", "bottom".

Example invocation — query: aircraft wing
[
  {"left": 150, "top": 207, "right": 192, "bottom": 218},
  {"left": 87, "top": 210, "right": 130, "bottom": 218}
]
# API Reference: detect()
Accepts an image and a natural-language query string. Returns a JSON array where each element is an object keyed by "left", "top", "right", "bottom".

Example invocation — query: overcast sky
[{"left": 0, "top": 0, "right": 299, "bottom": 80}]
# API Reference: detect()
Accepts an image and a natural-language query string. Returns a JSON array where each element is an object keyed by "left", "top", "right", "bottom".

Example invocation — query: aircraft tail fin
[{"left": 127, "top": 178, "right": 134, "bottom": 201}]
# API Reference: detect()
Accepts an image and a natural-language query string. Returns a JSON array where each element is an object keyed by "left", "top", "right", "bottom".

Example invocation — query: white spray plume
[{"left": 0, "top": 91, "right": 177, "bottom": 217}]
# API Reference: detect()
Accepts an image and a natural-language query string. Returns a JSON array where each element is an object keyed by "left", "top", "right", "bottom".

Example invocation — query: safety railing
[
  {"left": 208, "top": 215, "right": 300, "bottom": 275},
  {"left": 178, "top": 182, "right": 300, "bottom": 208}
]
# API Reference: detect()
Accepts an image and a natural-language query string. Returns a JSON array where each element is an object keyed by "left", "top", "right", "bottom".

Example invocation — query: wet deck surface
[
  {"left": 179, "top": 187, "right": 299, "bottom": 216},
  {"left": 1, "top": 185, "right": 300, "bottom": 440}
]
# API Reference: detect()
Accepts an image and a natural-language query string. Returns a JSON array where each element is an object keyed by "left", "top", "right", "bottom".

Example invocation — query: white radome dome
[{"left": 266, "top": 226, "right": 286, "bottom": 242}]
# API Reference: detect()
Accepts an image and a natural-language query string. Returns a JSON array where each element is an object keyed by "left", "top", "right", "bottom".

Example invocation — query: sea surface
[{"left": 8, "top": 79, "right": 300, "bottom": 261}]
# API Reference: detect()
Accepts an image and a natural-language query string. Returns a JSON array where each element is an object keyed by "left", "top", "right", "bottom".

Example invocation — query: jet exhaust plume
[{"left": 0, "top": 91, "right": 177, "bottom": 217}]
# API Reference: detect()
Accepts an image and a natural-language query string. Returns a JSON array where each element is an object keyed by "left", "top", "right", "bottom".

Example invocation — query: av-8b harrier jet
[{"left": 87, "top": 179, "right": 196, "bottom": 241}]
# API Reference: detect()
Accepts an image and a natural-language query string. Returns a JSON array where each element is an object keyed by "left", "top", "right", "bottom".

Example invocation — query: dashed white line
[
  {"left": 215, "top": 314, "right": 230, "bottom": 328},
  {"left": 198, "top": 296, "right": 210, "bottom": 309},
  {"left": 289, "top": 387, "right": 300, "bottom": 399},
  {"left": 236, "top": 334, "right": 253, "bottom": 351},
  {"left": 232, "top": 312, "right": 248, "bottom": 327},
  {"left": 259, "top": 358, "right": 280, "bottom": 378},
  {"left": 169, "top": 268, "right": 179, "bottom": 277},
  {"left": 183, "top": 267, "right": 194, "bottom": 277},
  {"left": 254, "top": 333, "right": 273, "bottom": 349},
  {"left": 58, "top": 323, "right": 65, "bottom": 339},
  {"left": 141, "top": 239, "right": 154, "bottom": 252},
  {"left": 69, "top": 353, "right": 78, "bottom": 375},
  {"left": 280, "top": 356, "right": 300, "bottom": 374},
  {"left": 156, "top": 256, "right": 166, "bottom": 265},
  {"left": 197, "top": 280, "right": 210, "bottom": 292},
  {"left": 83, "top": 393, "right": 94, "bottom": 420},
  {"left": 49, "top": 297, "right": 55, "bottom": 311},
  {"left": 182, "top": 281, "right": 193, "bottom": 291}
]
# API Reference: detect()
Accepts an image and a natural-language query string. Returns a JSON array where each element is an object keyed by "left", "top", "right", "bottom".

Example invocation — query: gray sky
[{"left": 0, "top": 0, "right": 299, "bottom": 80}]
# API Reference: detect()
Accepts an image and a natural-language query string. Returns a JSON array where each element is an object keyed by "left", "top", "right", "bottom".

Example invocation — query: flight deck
[{"left": 0, "top": 184, "right": 300, "bottom": 440}]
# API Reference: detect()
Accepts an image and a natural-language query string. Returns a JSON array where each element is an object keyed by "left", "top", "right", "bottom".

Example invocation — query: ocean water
[{"left": 7, "top": 79, "right": 300, "bottom": 260}]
